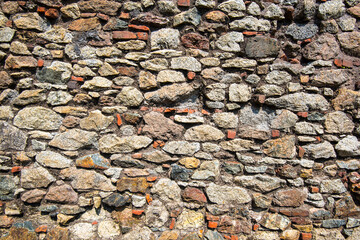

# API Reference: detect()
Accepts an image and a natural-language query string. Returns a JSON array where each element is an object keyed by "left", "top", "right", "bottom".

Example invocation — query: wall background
[{"left": 0, "top": 0, "right": 360, "bottom": 239}]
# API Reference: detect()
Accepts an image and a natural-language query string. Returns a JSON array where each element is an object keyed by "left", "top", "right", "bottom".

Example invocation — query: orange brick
[
  {"left": 310, "top": 186, "right": 319, "bottom": 193},
  {"left": 162, "top": 164, "right": 170, "bottom": 168},
  {"left": 18, "top": 1, "right": 27, "bottom": 6},
  {"left": 224, "top": 236, "right": 231, "bottom": 240},
  {"left": 132, "top": 153, "right": 142, "bottom": 159},
  {"left": 35, "top": 225, "right": 47, "bottom": 233},
  {"left": 140, "top": 106, "right": 149, "bottom": 111},
  {"left": 334, "top": 58, "right": 342, "bottom": 67},
  {"left": 113, "top": 31, "right": 137, "bottom": 40},
  {"left": 303, "top": 38, "right": 312, "bottom": 43},
  {"left": 169, "top": 218, "right": 176, "bottom": 230},
  {"left": 188, "top": 109, "right": 196, "bottom": 114},
  {"left": 71, "top": 76, "right": 84, "bottom": 82},
  {"left": 37, "top": 59, "right": 44, "bottom": 67},
  {"left": 11, "top": 166, "right": 21, "bottom": 173},
  {"left": 243, "top": 31, "right": 257, "bottom": 36},
  {"left": 92, "top": 221, "right": 98, "bottom": 225},
  {"left": 45, "top": 8, "right": 59, "bottom": 19},
  {"left": 97, "top": 13, "right": 109, "bottom": 21},
  {"left": 178, "top": 0, "right": 190, "bottom": 6},
  {"left": 272, "top": 129, "right": 280, "bottom": 138},
  {"left": 146, "top": 194, "right": 152, "bottom": 204},
  {"left": 301, "top": 233, "right": 312, "bottom": 240},
  {"left": 116, "top": 114, "right": 122, "bottom": 126},
  {"left": 280, "top": 54, "right": 288, "bottom": 61},
  {"left": 208, "top": 221, "right": 218, "bottom": 228},
  {"left": 137, "top": 127, "right": 142, "bottom": 134},
  {"left": 290, "top": 58, "right": 300, "bottom": 64},
  {"left": 201, "top": 109, "right": 210, "bottom": 115},
  {"left": 147, "top": 176, "right": 157, "bottom": 182},
  {"left": 132, "top": 210, "right": 144, "bottom": 215},
  {"left": 37, "top": 6, "right": 46, "bottom": 13},
  {"left": 227, "top": 130, "right": 236, "bottom": 139},
  {"left": 253, "top": 224, "right": 259, "bottom": 231},
  {"left": 298, "top": 146, "right": 305, "bottom": 158},
  {"left": 206, "top": 214, "right": 220, "bottom": 221},
  {"left": 80, "top": 13, "right": 97, "bottom": 18},
  {"left": 164, "top": 108, "right": 176, "bottom": 113},
  {"left": 152, "top": 107, "right": 164, "bottom": 112},
  {"left": 137, "top": 32, "right": 148, "bottom": 40},
  {"left": 118, "top": 66, "right": 138, "bottom": 77},
  {"left": 187, "top": 71, "right": 196, "bottom": 80},
  {"left": 128, "top": 24, "right": 150, "bottom": 31},
  {"left": 231, "top": 236, "right": 238, "bottom": 240},
  {"left": 119, "top": 12, "right": 130, "bottom": 19},
  {"left": 297, "top": 112, "right": 308, "bottom": 118}
]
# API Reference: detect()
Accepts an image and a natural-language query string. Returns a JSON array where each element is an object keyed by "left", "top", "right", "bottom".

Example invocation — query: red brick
[
  {"left": 116, "top": 114, "right": 122, "bottom": 126},
  {"left": 132, "top": 210, "right": 144, "bottom": 215},
  {"left": 334, "top": 58, "right": 342, "bottom": 67},
  {"left": 310, "top": 186, "right": 319, "bottom": 193},
  {"left": 227, "top": 130, "right": 236, "bottom": 139},
  {"left": 146, "top": 194, "right": 152, "bottom": 204},
  {"left": 119, "top": 12, "right": 130, "bottom": 19},
  {"left": 208, "top": 221, "right": 218, "bottom": 228},
  {"left": 140, "top": 106, "right": 149, "bottom": 111},
  {"left": 128, "top": 24, "right": 150, "bottom": 31},
  {"left": 11, "top": 166, "right": 21, "bottom": 173},
  {"left": 303, "top": 38, "right": 312, "bottom": 43},
  {"left": 187, "top": 71, "right": 196, "bottom": 80},
  {"left": 137, "top": 32, "right": 148, "bottom": 40},
  {"left": 300, "top": 75, "right": 309, "bottom": 83},
  {"left": 71, "top": 76, "right": 84, "bottom": 82},
  {"left": 132, "top": 153, "right": 142, "bottom": 159},
  {"left": 81, "top": 13, "right": 97, "bottom": 17},
  {"left": 162, "top": 164, "right": 170, "bottom": 169},
  {"left": 169, "top": 218, "right": 175, "bottom": 230},
  {"left": 18, "top": 1, "right": 27, "bottom": 6},
  {"left": 253, "top": 224, "right": 259, "bottom": 231},
  {"left": 231, "top": 236, "right": 238, "bottom": 240},
  {"left": 271, "top": 129, "right": 280, "bottom": 138},
  {"left": 258, "top": 95, "right": 266, "bottom": 104},
  {"left": 178, "top": 0, "right": 190, "bottom": 6},
  {"left": 37, "top": 6, "right": 46, "bottom": 13},
  {"left": 301, "top": 233, "right": 312, "bottom": 240},
  {"left": 35, "top": 225, "right": 47, "bottom": 233},
  {"left": 113, "top": 31, "right": 137, "bottom": 40},
  {"left": 297, "top": 112, "right": 308, "bottom": 118},
  {"left": 243, "top": 31, "right": 257, "bottom": 36},
  {"left": 146, "top": 176, "right": 157, "bottom": 182},
  {"left": 37, "top": 59, "right": 44, "bottom": 67},
  {"left": 201, "top": 109, "right": 210, "bottom": 115},
  {"left": 92, "top": 221, "right": 98, "bottom": 225},
  {"left": 45, "top": 8, "right": 59, "bottom": 19},
  {"left": 97, "top": 13, "right": 109, "bottom": 21},
  {"left": 290, "top": 58, "right": 300, "bottom": 64}
]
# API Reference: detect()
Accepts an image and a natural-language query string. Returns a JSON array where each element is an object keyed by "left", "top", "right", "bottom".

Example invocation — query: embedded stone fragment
[
  {"left": 14, "top": 107, "right": 63, "bottom": 130},
  {"left": 235, "top": 175, "right": 286, "bottom": 192},
  {"left": 115, "top": 87, "right": 144, "bottom": 106},
  {"left": 97, "top": 221, "right": 121, "bottom": 239},
  {"left": 175, "top": 209, "right": 204, "bottom": 229},
  {"left": 36, "top": 61, "right": 72, "bottom": 84},
  {"left": 143, "top": 150, "right": 176, "bottom": 163},
  {"left": 144, "top": 83, "right": 195, "bottom": 104},
  {"left": 131, "top": 13, "right": 170, "bottom": 27},
  {"left": 116, "top": 40, "right": 147, "bottom": 50},
  {"left": 143, "top": 112, "right": 184, "bottom": 140},
  {"left": 21, "top": 166, "right": 56, "bottom": 189},
  {"left": 218, "top": 0, "right": 246, "bottom": 17},
  {"left": 182, "top": 187, "right": 207, "bottom": 203},
  {"left": 103, "top": 193, "right": 131, "bottom": 207},
  {"left": 303, "top": 33, "right": 339, "bottom": 60},
  {"left": 286, "top": 23, "right": 318, "bottom": 40},
  {"left": 303, "top": 141, "right": 336, "bottom": 159},
  {"left": 47, "top": 91, "right": 73, "bottom": 106},
  {"left": 70, "top": 222, "right": 96, "bottom": 240},
  {"left": 222, "top": 58, "right": 257, "bottom": 69},
  {"left": 1, "top": 226, "right": 37, "bottom": 240},
  {"left": 151, "top": 178, "right": 181, "bottom": 202},
  {"left": 163, "top": 141, "right": 200, "bottom": 155},
  {"left": 324, "top": 111, "right": 354, "bottom": 134},
  {"left": 0, "top": 121, "right": 27, "bottom": 151},
  {"left": 45, "top": 184, "right": 78, "bottom": 203},
  {"left": 206, "top": 183, "right": 251, "bottom": 205},
  {"left": 220, "top": 139, "right": 254, "bottom": 152},
  {"left": 230, "top": 16, "right": 271, "bottom": 31},
  {"left": 79, "top": 110, "right": 113, "bottom": 131},
  {"left": 151, "top": 28, "right": 180, "bottom": 50},
  {"left": 245, "top": 36, "right": 279, "bottom": 58},
  {"left": 81, "top": 77, "right": 112, "bottom": 91},
  {"left": 138, "top": 71, "right": 157, "bottom": 90},
  {"left": 185, "top": 125, "right": 225, "bottom": 142},
  {"left": 10, "top": 41, "right": 31, "bottom": 55},
  {"left": 38, "top": 26, "right": 73, "bottom": 43},
  {"left": 263, "top": 135, "right": 296, "bottom": 159},
  {"left": 78, "top": 0, "right": 121, "bottom": 15},
  {"left": 337, "top": 32, "right": 360, "bottom": 57},
  {"left": 0, "top": 176, "right": 16, "bottom": 201},
  {"left": 13, "top": 13, "right": 49, "bottom": 31},
  {"left": 313, "top": 70, "right": 352, "bottom": 87},
  {"left": 122, "top": 226, "right": 155, "bottom": 240},
  {"left": 49, "top": 129, "right": 98, "bottom": 150},
  {"left": 313, "top": 229, "right": 345, "bottom": 240},
  {"left": 171, "top": 57, "right": 201, "bottom": 72},
  {"left": 99, "top": 134, "right": 152, "bottom": 153},
  {"left": 60, "top": 167, "right": 116, "bottom": 191},
  {"left": 173, "top": 8, "right": 201, "bottom": 26},
  {"left": 335, "top": 136, "right": 360, "bottom": 157},
  {"left": 68, "top": 17, "right": 100, "bottom": 31},
  {"left": 265, "top": 93, "right": 330, "bottom": 111},
  {"left": 0, "top": 71, "right": 13, "bottom": 89},
  {"left": 181, "top": 33, "right": 209, "bottom": 50},
  {"left": 0, "top": 106, "right": 14, "bottom": 120},
  {"left": 36, "top": 151, "right": 73, "bottom": 169}
]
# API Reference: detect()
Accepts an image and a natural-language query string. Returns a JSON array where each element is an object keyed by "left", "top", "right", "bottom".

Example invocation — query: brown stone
[
  {"left": 78, "top": 0, "right": 121, "bottom": 16},
  {"left": 273, "top": 189, "right": 307, "bottom": 207},
  {"left": 181, "top": 33, "right": 209, "bottom": 50},
  {"left": 20, "top": 189, "right": 46, "bottom": 203},
  {"left": 45, "top": 184, "right": 78, "bottom": 203},
  {"left": 263, "top": 135, "right": 296, "bottom": 159},
  {"left": 0, "top": 71, "right": 13, "bottom": 89},
  {"left": 44, "top": 226, "right": 70, "bottom": 240},
  {"left": 116, "top": 177, "right": 149, "bottom": 193},
  {"left": 205, "top": 11, "right": 227, "bottom": 22},
  {"left": 158, "top": 231, "right": 179, "bottom": 240},
  {"left": 335, "top": 195, "right": 360, "bottom": 217},
  {"left": 302, "top": 33, "right": 340, "bottom": 60},
  {"left": 182, "top": 187, "right": 207, "bottom": 204},
  {"left": 131, "top": 13, "right": 170, "bottom": 27},
  {"left": 0, "top": 215, "right": 14, "bottom": 228},
  {"left": 276, "top": 165, "right": 298, "bottom": 179},
  {"left": 348, "top": 4, "right": 360, "bottom": 18},
  {"left": 112, "top": 208, "right": 141, "bottom": 233},
  {"left": 68, "top": 17, "right": 100, "bottom": 31},
  {"left": 332, "top": 88, "right": 360, "bottom": 111},
  {"left": 5, "top": 55, "right": 37, "bottom": 69},
  {"left": 143, "top": 112, "right": 184, "bottom": 140},
  {"left": 238, "top": 127, "right": 270, "bottom": 140},
  {"left": 62, "top": 116, "right": 80, "bottom": 128},
  {"left": 337, "top": 31, "right": 360, "bottom": 57},
  {"left": 217, "top": 215, "right": 251, "bottom": 234},
  {"left": 1, "top": 227, "right": 37, "bottom": 240}
]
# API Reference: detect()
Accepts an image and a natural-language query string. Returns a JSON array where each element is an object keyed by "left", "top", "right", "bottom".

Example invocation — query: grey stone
[
  {"left": 230, "top": 16, "right": 271, "bottom": 31},
  {"left": 122, "top": 226, "right": 155, "bottom": 240},
  {"left": 171, "top": 56, "right": 201, "bottom": 72},
  {"left": 36, "top": 151, "right": 73, "bottom": 169},
  {"left": 338, "top": 15, "right": 356, "bottom": 31},
  {"left": 0, "top": 27, "right": 16, "bottom": 42},
  {"left": 151, "top": 178, "right": 181, "bottom": 202},
  {"left": 260, "top": 213, "right": 291, "bottom": 231},
  {"left": 151, "top": 28, "right": 180, "bottom": 50},
  {"left": 143, "top": 112, "right": 184, "bottom": 140},
  {"left": 247, "top": 2, "right": 261, "bottom": 16},
  {"left": 220, "top": 139, "right": 254, "bottom": 151},
  {"left": 295, "top": 122, "right": 324, "bottom": 135},
  {"left": 0, "top": 106, "right": 14, "bottom": 120},
  {"left": 245, "top": 36, "right": 279, "bottom": 58},
  {"left": 0, "top": 121, "right": 27, "bottom": 151},
  {"left": 38, "top": 26, "right": 73, "bottom": 43},
  {"left": 81, "top": 77, "right": 112, "bottom": 91},
  {"left": 116, "top": 40, "right": 146, "bottom": 51},
  {"left": 185, "top": 125, "right": 225, "bottom": 141},
  {"left": 336, "top": 160, "right": 360, "bottom": 170},
  {"left": 140, "top": 59, "right": 168, "bottom": 72},
  {"left": 21, "top": 166, "right": 56, "bottom": 189},
  {"left": 303, "top": 33, "right": 340, "bottom": 60},
  {"left": 47, "top": 91, "right": 73, "bottom": 106},
  {"left": 218, "top": 0, "right": 246, "bottom": 17},
  {"left": 144, "top": 83, "right": 195, "bottom": 104},
  {"left": 49, "top": 129, "right": 98, "bottom": 150},
  {"left": 10, "top": 41, "right": 31, "bottom": 55},
  {"left": 215, "top": 32, "right": 244, "bottom": 52},
  {"left": 265, "top": 93, "right": 329, "bottom": 111},
  {"left": 229, "top": 83, "right": 251, "bottom": 102},
  {"left": 223, "top": 58, "right": 257, "bottom": 70},
  {"left": 335, "top": 136, "right": 360, "bottom": 157},
  {"left": 303, "top": 141, "right": 336, "bottom": 159},
  {"left": 206, "top": 183, "right": 251, "bottom": 205},
  {"left": 337, "top": 31, "right": 360, "bottom": 57},
  {"left": 322, "top": 219, "right": 346, "bottom": 228},
  {"left": 257, "top": 84, "right": 285, "bottom": 96},
  {"left": 173, "top": 7, "right": 201, "bottom": 26},
  {"left": 60, "top": 3, "right": 80, "bottom": 19},
  {"left": 158, "top": 0, "right": 180, "bottom": 14},
  {"left": 313, "top": 229, "right": 345, "bottom": 240},
  {"left": 235, "top": 174, "right": 286, "bottom": 192},
  {"left": 157, "top": 70, "right": 185, "bottom": 83},
  {"left": 245, "top": 74, "right": 261, "bottom": 85},
  {"left": 0, "top": 175, "right": 16, "bottom": 200},
  {"left": 14, "top": 107, "right": 63, "bottom": 130},
  {"left": 163, "top": 141, "right": 200, "bottom": 155},
  {"left": 325, "top": 111, "right": 354, "bottom": 134},
  {"left": 13, "top": 12, "right": 49, "bottom": 31},
  {"left": 212, "top": 112, "right": 238, "bottom": 129},
  {"left": 192, "top": 160, "right": 220, "bottom": 180},
  {"left": 12, "top": 89, "right": 46, "bottom": 106},
  {"left": 320, "top": 179, "right": 347, "bottom": 194},
  {"left": 313, "top": 70, "right": 351, "bottom": 87},
  {"left": 196, "top": 0, "right": 216, "bottom": 8},
  {"left": 174, "top": 115, "right": 204, "bottom": 124},
  {"left": 170, "top": 164, "right": 193, "bottom": 181},
  {"left": 79, "top": 110, "right": 113, "bottom": 131},
  {"left": 265, "top": 71, "right": 292, "bottom": 85},
  {"left": 205, "top": 230, "right": 224, "bottom": 240},
  {"left": 145, "top": 200, "right": 169, "bottom": 228},
  {"left": 264, "top": 3, "right": 285, "bottom": 20},
  {"left": 99, "top": 134, "right": 152, "bottom": 153},
  {"left": 318, "top": 0, "right": 345, "bottom": 20},
  {"left": 286, "top": 23, "right": 318, "bottom": 40},
  {"left": 115, "top": 87, "right": 144, "bottom": 107},
  {"left": 36, "top": 61, "right": 72, "bottom": 84}
]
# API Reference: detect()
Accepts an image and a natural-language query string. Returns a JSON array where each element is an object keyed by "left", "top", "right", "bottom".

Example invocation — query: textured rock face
[{"left": 0, "top": 0, "right": 359, "bottom": 238}]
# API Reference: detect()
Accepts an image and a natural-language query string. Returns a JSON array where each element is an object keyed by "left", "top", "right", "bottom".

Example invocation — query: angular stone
[
  {"left": 158, "top": 0, "right": 180, "bottom": 14},
  {"left": 204, "top": 230, "right": 224, "bottom": 240},
  {"left": 0, "top": 71, "right": 13, "bottom": 89},
  {"left": 257, "top": 84, "right": 285, "bottom": 97},
  {"left": 99, "top": 134, "right": 152, "bottom": 153},
  {"left": 132, "top": 13, "right": 169, "bottom": 27},
  {"left": 313, "top": 70, "right": 351, "bottom": 87},
  {"left": 140, "top": 58, "right": 168, "bottom": 71},
  {"left": 212, "top": 112, "right": 238, "bottom": 129},
  {"left": 335, "top": 136, "right": 360, "bottom": 157},
  {"left": 274, "top": 189, "right": 307, "bottom": 207},
  {"left": 14, "top": 107, "right": 63, "bottom": 130},
  {"left": 143, "top": 112, "right": 184, "bottom": 140},
  {"left": 264, "top": 3, "right": 284, "bottom": 20},
  {"left": 115, "top": 87, "right": 144, "bottom": 107},
  {"left": 139, "top": 71, "right": 157, "bottom": 90},
  {"left": 39, "top": 26, "right": 72, "bottom": 43},
  {"left": 303, "top": 141, "right": 336, "bottom": 159},
  {"left": 60, "top": 167, "right": 116, "bottom": 191},
  {"left": 79, "top": 110, "right": 113, "bottom": 131},
  {"left": 220, "top": 139, "right": 254, "bottom": 152},
  {"left": 12, "top": 89, "right": 46, "bottom": 106},
  {"left": 116, "top": 40, "right": 147, "bottom": 50},
  {"left": 286, "top": 23, "right": 318, "bottom": 40},
  {"left": 98, "top": 221, "right": 121, "bottom": 239},
  {"left": 151, "top": 178, "right": 181, "bottom": 202},
  {"left": 53, "top": 106, "right": 88, "bottom": 117},
  {"left": 81, "top": 77, "right": 112, "bottom": 91},
  {"left": 217, "top": 216, "right": 251, "bottom": 235},
  {"left": 265, "top": 93, "right": 329, "bottom": 111},
  {"left": 245, "top": 36, "right": 279, "bottom": 58},
  {"left": 335, "top": 195, "right": 360, "bottom": 218},
  {"left": 320, "top": 179, "right": 347, "bottom": 194},
  {"left": 325, "top": 111, "right": 354, "bottom": 134},
  {"left": 1, "top": 226, "right": 37, "bottom": 240},
  {"left": 263, "top": 135, "right": 296, "bottom": 159},
  {"left": 76, "top": 153, "right": 110, "bottom": 169},
  {"left": 175, "top": 209, "right": 204, "bottom": 229},
  {"left": 260, "top": 213, "right": 291, "bottom": 231},
  {"left": 181, "top": 33, "right": 209, "bottom": 50},
  {"left": 295, "top": 122, "right": 323, "bottom": 135},
  {"left": 157, "top": 70, "right": 185, "bottom": 83},
  {"left": 143, "top": 150, "right": 177, "bottom": 163},
  {"left": 45, "top": 184, "right": 78, "bottom": 203},
  {"left": 337, "top": 32, "right": 360, "bottom": 57},
  {"left": 206, "top": 183, "right": 250, "bottom": 205},
  {"left": 5, "top": 55, "right": 37, "bottom": 69},
  {"left": 235, "top": 174, "right": 286, "bottom": 192},
  {"left": 122, "top": 226, "right": 155, "bottom": 240},
  {"left": 223, "top": 58, "right": 257, "bottom": 69},
  {"left": 36, "top": 61, "right": 72, "bottom": 84},
  {"left": 313, "top": 228, "right": 345, "bottom": 240},
  {"left": 0, "top": 27, "right": 16, "bottom": 42},
  {"left": 36, "top": 151, "right": 73, "bottom": 169},
  {"left": 99, "top": 62, "right": 118, "bottom": 76},
  {"left": 60, "top": 3, "right": 80, "bottom": 19},
  {"left": 170, "top": 164, "right": 192, "bottom": 181},
  {"left": 47, "top": 91, "right": 73, "bottom": 106},
  {"left": 173, "top": 8, "right": 201, "bottom": 26},
  {"left": 218, "top": 0, "right": 246, "bottom": 17},
  {"left": 163, "top": 141, "right": 200, "bottom": 156},
  {"left": 228, "top": 83, "right": 251, "bottom": 102},
  {"left": 49, "top": 129, "right": 98, "bottom": 150},
  {"left": 185, "top": 125, "right": 225, "bottom": 142},
  {"left": 158, "top": 231, "right": 180, "bottom": 240},
  {"left": 171, "top": 57, "right": 201, "bottom": 72},
  {"left": 21, "top": 166, "right": 55, "bottom": 189},
  {"left": 13, "top": 13, "right": 48, "bottom": 31},
  {"left": 216, "top": 32, "right": 243, "bottom": 52},
  {"left": 103, "top": 193, "right": 131, "bottom": 207},
  {"left": 10, "top": 41, "right": 31, "bottom": 55},
  {"left": 303, "top": 33, "right": 339, "bottom": 60},
  {"left": 0, "top": 176, "right": 16, "bottom": 201},
  {"left": 182, "top": 187, "right": 207, "bottom": 203},
  {"left": 230, "top": 16, "right": 271, "bottom": 31},
  {"left": 332, "top": 88, "right": 360, "bottom": 111},
  {"left": 68, "top": 17, "right": 100, "bottom": 31},
  {"left": 318, "top": 0, "right": 345, "bottom": 20},
  {"left": 70, "top": 222, "right": 96, "bottom": 240},
  {"left": 78, "top": 0, "right": 121, "bottom": 15},
  {"left": 151, "top": 28, "right": 180, "bottom": 50},
  {"left": 145, "top": 200, "right": 169, "bottom": 228},
  {"left": 0, "top": 106, "right": 14, "bottom": 120},
  {"left": 265, "top": 71, "right": 291, "bottom": 85},
  {"left": 0, "top": 121, "right": 27, "bottom": 151},
  {"left": 144, "top": 83, "right": 195, "bottom": 104}
]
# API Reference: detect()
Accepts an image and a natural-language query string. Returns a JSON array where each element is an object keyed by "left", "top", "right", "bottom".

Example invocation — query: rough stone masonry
[{"left": 0, "top": 0, "right": 360, "bottom": 239}]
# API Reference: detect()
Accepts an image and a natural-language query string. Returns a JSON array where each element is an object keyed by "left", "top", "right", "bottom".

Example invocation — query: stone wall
[{"left": 0, "top": 0, "right": 360, "bottom": 239}]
